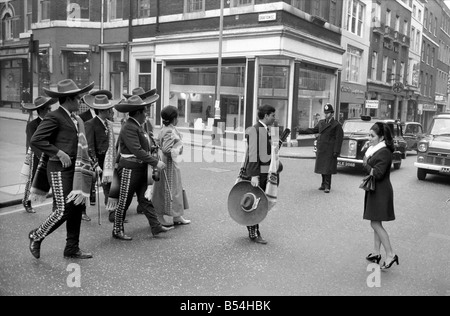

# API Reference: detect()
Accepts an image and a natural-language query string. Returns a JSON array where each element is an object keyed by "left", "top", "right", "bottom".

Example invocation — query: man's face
[
  {"left": 324, "top": 112, "right": 333, "bottom": 120},
  {"left": 265, "top": 112, "right": 276, "bottom": 126},
  {"left": 38, "top": 105, "right": 52, "bottom": 117},
  {"left": 67, "top": 95, "right": 81, "bottom": 113}
]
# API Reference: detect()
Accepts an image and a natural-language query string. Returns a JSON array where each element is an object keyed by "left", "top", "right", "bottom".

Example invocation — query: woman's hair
[
  {"left": 161, "top": 105, "right": 178, "bottom": 126},
  {"left": 371, "top": 122, "right": 395, "bottom": 152}
]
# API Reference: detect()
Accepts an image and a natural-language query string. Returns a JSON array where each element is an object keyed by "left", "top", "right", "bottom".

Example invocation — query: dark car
[
  {"left": 337, "top": 116, "right": 406, "bottom": 170},
  {"left": 415, "top": 113, "right": 450, "bottom": 180},
  {"left": 402, "top": 122, "right": 424, "bottom": 152}
]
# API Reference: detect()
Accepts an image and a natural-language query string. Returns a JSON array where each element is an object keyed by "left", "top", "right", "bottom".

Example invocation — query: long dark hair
[{"left": 371, "top": 122, "right": 394, "bottom": 152}]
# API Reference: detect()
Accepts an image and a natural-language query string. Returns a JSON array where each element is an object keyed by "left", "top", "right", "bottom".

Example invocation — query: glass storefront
[
  {"left": 297, "top": 64, "right": 336, "bottom": 129},
  {"left": 168, "top": 64, "right": 245, "bottom": 132},
  {"left": 66, "top": 51, "right": 91, "bottom": 88},
  {"left": 0, "top": 59, "right": 26, "bottom": 105}
]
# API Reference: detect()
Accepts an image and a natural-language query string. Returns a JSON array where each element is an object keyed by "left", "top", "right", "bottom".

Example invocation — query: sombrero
[
  {"left": 21, "top": 96, "right": 58, "bottom": 111},
  {"left": 90, "top": 89, "right": 113, "bottom": 100},
  {"left": 43, "top": 79, "right": 94, "bottom": 98},
  {"left": 82, "top": 94, "right": 115, "bottom": 110},
  {"left": 123, "top": 87, "right": 157, "bottom": 100},
  {"left": 228, "top": 181, "right": 269, "bottom": 226},
  {"left": 115, "top": 95, "right": 160, "bottom": 113}
]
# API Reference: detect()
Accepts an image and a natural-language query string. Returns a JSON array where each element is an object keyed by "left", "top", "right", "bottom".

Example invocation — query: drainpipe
[
  {"left": 127, "top": 0, "right": 132, "bottom": 94},
  {"left": 100, "top": 0, "right": 104, "bottom": 89},
  {"left": 156, "top": 0, "right": 160, "bottom": 33}
]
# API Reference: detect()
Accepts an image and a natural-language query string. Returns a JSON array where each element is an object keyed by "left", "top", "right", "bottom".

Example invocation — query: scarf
[
  {"left": 30, "top": 154, "right": 50, "bottom": 203},
  {"left": 102, "top": 119, "right": 116, "bottom": 184},
  {"left": 365, "top": 141, "right": 386, "bottom": 159},
  {"left": 265, "top": 143, "right": 279, "bottom": 210},
  {"left": 66, "top": 116, "right": 95, "bottom": 205},
  {"left": 20, "top": 147, "right": 33, "bottom": 182}
]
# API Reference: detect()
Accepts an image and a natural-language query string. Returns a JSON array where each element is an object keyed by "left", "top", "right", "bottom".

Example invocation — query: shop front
[
  {"left": 339, "top": 82, "right": 366, "bottom": 123},
  {"left": 0, "top": 46, "right": 30, "bottom": 108},
  {"left": 419, "top": 103, "right": 437, "bottom": 131}
]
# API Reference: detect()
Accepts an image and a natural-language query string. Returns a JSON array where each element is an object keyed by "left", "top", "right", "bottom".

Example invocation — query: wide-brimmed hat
[
  {"left": 324, "top": 103, "right": 334, "bottom": 114},
  {"left": 90, "top": 89, "right": 113, "bottom": 100},
  {"left": 21, "top": 96, "right": 58, "bottom": 111},
  {"left": 43, "top": 79, "right": 94, "bottom": 98},
  {"left": 115, "top": 95, "right": 159, "bottom": 113},
  {"left": 123, "top": 87, "right": 157, "bottom": 100},
  {"left": 228, "top": 181, "right": 269, "bottom": 226},
  {"left": 82, "top": 94, "right": 115, "bottom": 110}
]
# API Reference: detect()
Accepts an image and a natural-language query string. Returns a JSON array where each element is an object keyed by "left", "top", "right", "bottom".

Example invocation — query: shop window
[
  {"left": 259, "top": 66, "right": 289, "bottom": 98},
  {"left": 65, "top": 51, "right": 91, "bottom": 88},
  {"left": 138, "top": 0, "right": 151, "bottom": 18},
  {"left": 38, "top": 49, "right": 51, "bottom": 95},
  {"left": 1, "top": 60, "right": 23, "bottom": 103}
]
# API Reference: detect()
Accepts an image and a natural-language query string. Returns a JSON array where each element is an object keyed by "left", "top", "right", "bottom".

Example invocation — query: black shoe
[
  {"left": 366, "top": 253, "right": 382, "bottom": 264},
  {"left": 82, "top": 214, "right": 91, "bottom": 221},
  {"left": 112, "top": 231, "right": 132, "bottom": 241},
  {"left": 24, "top": 201, "right": 36, "bottom": 213},
  {"left": 64, "top": 250, "right": 93, "bottom": 259},
  {"left": 318, "top": 186, "right": 325, "bottom": 191},
  {"left": 108, "top": 211, "right": 115, "bottom": 223},
  {"left": 324, "top": 188, "right": 330, "bottom": 193},
  {"left": 250, "top": 236, "right": 268, "bottom": 244},
  {"left": 152, "top": 225, "right": 174, "bottom": 236},
  {"left": 381, "top": 255, "right": 399, "bottom": 270},
  {"left": 28, "top": 229, "right": 41, "bottom": 259}
]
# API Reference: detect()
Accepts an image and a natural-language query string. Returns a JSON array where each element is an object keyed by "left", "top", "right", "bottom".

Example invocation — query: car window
[
  {"left": 430, "top": 118, "right": 450, "bottom": 136},
  {"left": 342, "top": 121, "right": 372, "bottom": 133}
]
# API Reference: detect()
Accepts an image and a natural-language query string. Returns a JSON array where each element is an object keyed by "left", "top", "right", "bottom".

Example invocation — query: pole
[{"left": 213, "top": 0, "right": 224, "bottom": 145}]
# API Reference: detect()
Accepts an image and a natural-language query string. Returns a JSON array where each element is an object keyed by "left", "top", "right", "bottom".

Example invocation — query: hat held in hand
[{"left": 228, "top": 181, "right": 269, "bottom": 226}]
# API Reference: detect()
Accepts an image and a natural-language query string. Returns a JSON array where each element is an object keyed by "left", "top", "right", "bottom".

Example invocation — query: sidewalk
[{"left": 0, "top": 107, "right": 315, "bottom": 208}]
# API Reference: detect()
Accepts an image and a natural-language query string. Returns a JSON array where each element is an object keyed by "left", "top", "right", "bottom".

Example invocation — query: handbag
[
  {"left": 182, "top": 189, "right": 189, "bottom": 210},
  {"left": 359, "top": 169, "right": 375, "bottom": 191}
]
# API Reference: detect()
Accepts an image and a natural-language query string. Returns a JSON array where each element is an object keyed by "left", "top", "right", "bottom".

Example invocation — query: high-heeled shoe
[
  {"left": 366, "top": 253, "right": 381, "bottom": 264},
  {"left": 381, "top": 254, "right": 399, "bottom": 270},
  {"left": 173, "top": 216, "right": 191, "bottom": 225}
]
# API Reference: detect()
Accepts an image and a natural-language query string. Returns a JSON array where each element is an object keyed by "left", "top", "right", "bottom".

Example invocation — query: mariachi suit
[
  {"left": 298, "top": 117, "right": 344, "bottom": 190},
  {"left": 113, "top": 117, "right": 162, "bottom": 235},
  {"left": 85, "top": 116, "right": 110, "bottom": 205},
  {"left": 30, "top": 107, "right": 87, "bottom": 255},
  {"left": 244, "top": 121, "right": 272, "bottom": 239},
  {"left": 23, "top": 117, "right": 43, "bottom": 206},
  {"left": 79, "top": 109, "right": 96, "bottom": 206}
]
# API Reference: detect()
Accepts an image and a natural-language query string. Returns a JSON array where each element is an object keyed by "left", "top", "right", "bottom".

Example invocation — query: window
[
  {"left": 108, "top": 0, "right": 123, "bottom": 21},
  {"left": 39, "top": 0, "right": 50, "bottom": 21},
  {"left": 2, "top": 13, "right": 13, "bottom": 40},
  {"left": 138, "top": 60, "right": 152, "bottom": 92},
  {"left": 345, "top": 0, "right": 365, "bottom": 36},
  {"left": 413, "top": 5, "right": 416, "bottom": 18},
  {"left": 382, "top": 56, "right": 388, "bottom": 82},
  {"left": 67, "top": 0, "right": 90, "bottom": 20},
  {"left": 346, "top": 46, "right": 362, "bottom": 83},
  {"left": 427, "top": 44, "right": 430, "bottom": 64},
  {"left": 434, "top": 17, "right": 437, "bottom": 36},
  {"left": 25, "top": 0, "right": 33, "bottom": 31},
  {"left": 386, "top": 9, "right": 391, "bottom": 27},
  {"left": 138, "top": 0, "right": 151, "bottom": 18},
  {"left": 416, "top": 30, "right": 420, "bottom": 53},
  {"left": 411, "top": 27, "right": 415, "bottom": 52},
  {"left": 403, "top": 20, "right": 408, "bottom": 35},
  {"left": 418, "top": 9, "right": 421, "bottom": 22},
  {"left": 395, "top": 15, "right": 400, "bottom": 31},
  {"left": 400, "top": 62, "right": 405, "bottom": 83},
  {"left": 424, "top": 8, "right": 428, "bottom": 29},
  {"left": 391, "top": 59, "right": 396, "bottom": 83},
  {"left": 371, "top": 51, "right": 378, "bottom": 81},
  {"left": 185, "top": 0, "right": 204, "bottom": 13},
  {"left": 431, "top": 47, "right": 435, "bottom": 67},
  {"left": 291, "top": 0, "right": 306, "bottom": 11},
  {"left": 231, "top": 0, "right": 253, "bottom": 7},
  {"left": 421, "top": 40, "right": 425, "bottom": 61}
]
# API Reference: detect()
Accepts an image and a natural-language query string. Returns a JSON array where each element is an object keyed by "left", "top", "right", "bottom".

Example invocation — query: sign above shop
[
  {"left": 258, "top": 13, "right": 276, "bottom": 22},
  {"left": 365, "top": 100, "right": 379, "bottom": 109}
]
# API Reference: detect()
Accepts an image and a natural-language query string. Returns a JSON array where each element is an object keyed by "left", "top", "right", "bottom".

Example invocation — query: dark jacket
[
  {"left": 79, "top": 109, "right": 93, "bottom": 123},
  {"left": 245, "top": 121, "right": 271, "bottom": 177},
  {"left": 26, "top": 117, "right": 43, "bottom": 157},
  {"left": 30, "top": 107, "right": 80, "bottom": 159},
  {"left": 85, "top": 116, "right": 109, "bottom": 169},
  {"left": 118, "top": 118, "right": 159, "bottom": 168},
  {"left": 298, "top": 118, "right": 344, "bottom": 174},
  {"left": 363, "top": 147, "right": 395, "bottom": 221}
]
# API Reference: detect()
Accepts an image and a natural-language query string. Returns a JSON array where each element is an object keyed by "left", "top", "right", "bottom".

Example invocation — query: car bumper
[
  {"left": 414, "top": 162, "right": 450, "bottom": 174},
  {"left": 337, "top": 157, "right": 363, "bottom": 168}
]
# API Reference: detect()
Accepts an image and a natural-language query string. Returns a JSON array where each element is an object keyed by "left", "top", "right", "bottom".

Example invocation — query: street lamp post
[{"left": 213, "top": 0, "right": 224, "bottom": 145}]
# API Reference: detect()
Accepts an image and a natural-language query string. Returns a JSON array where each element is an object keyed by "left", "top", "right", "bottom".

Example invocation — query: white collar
[
  {"left": 259, "top": 120, "right": 268, "bottom": 129},
  {"left": 365, "top": 141, "right": 386, "bottom": 158}
]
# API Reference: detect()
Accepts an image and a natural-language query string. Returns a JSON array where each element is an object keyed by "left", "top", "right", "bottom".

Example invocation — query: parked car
[
  {"left": 402, "top": 121, "right": 424, "bottom": 152},
  {"left": 336, "top": 116, "right": 406, "bottom": 170},
  {"left": 415, "top": 113, "right": 450, "bottom": 180}
]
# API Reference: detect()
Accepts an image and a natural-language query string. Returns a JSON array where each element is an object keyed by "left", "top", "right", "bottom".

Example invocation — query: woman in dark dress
[{"left": 363, "top": 122, "right": 399, "bottom": 270}]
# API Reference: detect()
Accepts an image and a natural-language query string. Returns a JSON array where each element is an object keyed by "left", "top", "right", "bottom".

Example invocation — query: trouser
[
  {"left": 113, "top": 160, "right": 160, "bottom": 235},
  {"left": 247, "top": 173, "right": 268, "bottom": 238},
  {"left": 22, "top": 153, "right": 39, "bottom": 206},
  {"left": 321, "top": 174, "right": 332, "bottom": 189},
  {"left": 31, "top": 159, "right": 83, "bottom": 255}
]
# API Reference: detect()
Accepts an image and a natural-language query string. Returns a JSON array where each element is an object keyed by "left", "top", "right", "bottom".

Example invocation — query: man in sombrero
[
  {"left": 83, "top": 93, "right": 116, "bottom": 210},
  {"left": 21, "top": 96, "right": 57, "bottom": 213},
  {"left": 110, "top": 94, "right": 172, "bottom": 240},
  {"left": 28, "top": 79, "right": 96, "bottom": 259}
]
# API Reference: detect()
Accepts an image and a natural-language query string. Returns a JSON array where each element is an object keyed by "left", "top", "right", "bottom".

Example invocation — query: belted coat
[{"left": 298, "top": 118, "right": 344, "bottom": 175}]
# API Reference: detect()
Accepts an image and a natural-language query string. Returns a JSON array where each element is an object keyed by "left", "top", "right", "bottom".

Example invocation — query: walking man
[
  {"left": 297, "top": 103, "right": 343, "bottom": 193},
  {"left": 28, "top": 79, "right": 95, "bottom": 259}
]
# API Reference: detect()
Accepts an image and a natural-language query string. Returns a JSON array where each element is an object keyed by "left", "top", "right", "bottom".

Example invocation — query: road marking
[
  {"left": 0, "top": 200, "right": 53, "bottom": 217},
  {"left": 200, "top": 167, "right": 232, "bottom": 173},
  {"left": 428, "top": 233, "right": 450, "bottom": 242}
]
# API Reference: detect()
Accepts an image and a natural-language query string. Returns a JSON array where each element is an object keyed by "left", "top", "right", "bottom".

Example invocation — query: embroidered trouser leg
[
  {"left": 22, "top": 154, "right": 38, "bottom": 206},
  {"left": 31, "top": 160, "right": 83, "bottom": 254},
  {"left": 246, "top": 174, "right": 267, "bottom": 238}
]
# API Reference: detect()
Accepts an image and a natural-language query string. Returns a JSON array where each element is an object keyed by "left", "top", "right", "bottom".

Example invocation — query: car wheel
[
  {"left": 393, "top": 162, "right": 401, "bottom": 170},
  {"left": 417, "top": 168, "right": 427, "bottom": 180}
]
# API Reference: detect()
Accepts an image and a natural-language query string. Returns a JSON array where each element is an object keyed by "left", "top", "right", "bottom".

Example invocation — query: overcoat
[
  {"left": 298, "top": 118, "right": 343, "bottom": 174},
  {"left": 363, "top": 147, "right": 395, "bottom": 221}
]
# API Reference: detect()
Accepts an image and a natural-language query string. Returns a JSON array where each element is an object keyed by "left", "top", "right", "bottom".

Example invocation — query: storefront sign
[
  {"left": 258, "top": 13, "right": 276, "bottom": 22},
  {"left": 340, "top": 83, "right": 366, "bottom": 103},
  {"left": 365, "top": 100, "right": 379, "bottom": 109},
  {"left": 0, "top": 47, "right": 29, "bottom": 56},
  {"left": 419, "top": 104, "right": 437, "bottom": 111}
]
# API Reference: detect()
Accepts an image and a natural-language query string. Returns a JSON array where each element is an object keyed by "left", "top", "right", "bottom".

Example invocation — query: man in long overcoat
[{"left": 297, "top": 103, "right": 344, "bottom": 193}]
